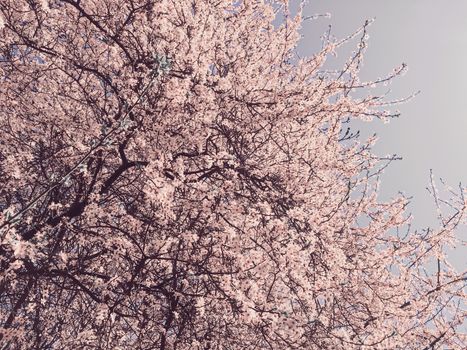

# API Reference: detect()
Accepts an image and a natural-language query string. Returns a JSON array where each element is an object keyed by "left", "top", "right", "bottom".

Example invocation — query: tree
[{"left": 0, "top": 0, "right": 465, "bottom": 349}]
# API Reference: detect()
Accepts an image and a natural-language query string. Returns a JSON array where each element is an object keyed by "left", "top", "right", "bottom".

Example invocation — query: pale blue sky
[{"left": 295, "top": 0, "right": 467, "bottom": 267}]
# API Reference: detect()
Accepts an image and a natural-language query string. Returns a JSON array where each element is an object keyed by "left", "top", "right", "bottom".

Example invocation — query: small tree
[{"left": 0, "top": 1, "right": 465, "bottom": 349}]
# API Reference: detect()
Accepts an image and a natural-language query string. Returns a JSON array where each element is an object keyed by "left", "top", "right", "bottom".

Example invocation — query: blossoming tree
[{"left": 0, "top": 0, "right": 465, "bottom": 349}]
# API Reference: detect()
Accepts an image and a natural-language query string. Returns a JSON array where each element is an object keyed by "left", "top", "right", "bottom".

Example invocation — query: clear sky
[{"left": 295, "top": 0, "right": 467, "bottom": 265}]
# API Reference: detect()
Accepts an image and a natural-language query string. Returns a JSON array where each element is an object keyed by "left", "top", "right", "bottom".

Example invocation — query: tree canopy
[{"left": 0, "top": 1, "right": 465, "bottom": 349}]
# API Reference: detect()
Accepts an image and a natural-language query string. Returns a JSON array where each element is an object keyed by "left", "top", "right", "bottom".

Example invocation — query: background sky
[{"left": 293, "top": 0, "right": 467, "bottom": 265}]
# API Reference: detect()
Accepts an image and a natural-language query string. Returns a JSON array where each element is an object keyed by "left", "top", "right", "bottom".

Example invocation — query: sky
[{"left": 294, "top": 0, "right": 467, "bottom": 265}]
